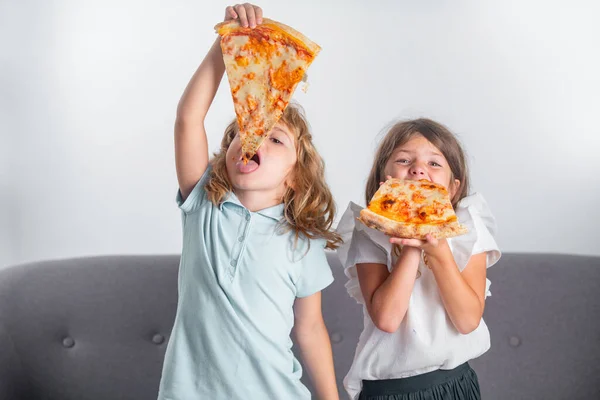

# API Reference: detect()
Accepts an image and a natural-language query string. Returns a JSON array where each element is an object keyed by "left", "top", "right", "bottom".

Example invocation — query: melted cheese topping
[
  {"left": 220, "top": 28, "right": 315, "bottom": 160},
  {"left": 368, "top": 179, "right": 457, "bottom": 225}
]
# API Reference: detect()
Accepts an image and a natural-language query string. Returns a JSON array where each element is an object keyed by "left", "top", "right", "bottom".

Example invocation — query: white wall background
[{"left": 1, "top": 0, "right": 599, "bottom": 268}]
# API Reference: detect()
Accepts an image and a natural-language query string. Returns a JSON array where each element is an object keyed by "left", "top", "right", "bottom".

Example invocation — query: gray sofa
[{"left": 0, "top": 253, "right": 598, "bottom": 400}]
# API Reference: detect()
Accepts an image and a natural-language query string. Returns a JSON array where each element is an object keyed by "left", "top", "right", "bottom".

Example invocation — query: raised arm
[{"left": 175, "top": 4, "right": 263, "bottom": 200}]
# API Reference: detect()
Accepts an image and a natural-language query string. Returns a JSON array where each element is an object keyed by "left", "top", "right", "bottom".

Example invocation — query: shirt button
[
  {"left": 231, "top": 259, "right": 237, "bottom": 267},
  {"left": 238, "top": 236, "right": 244, "bottom": 242},
  {"left": 245, "top": 214, "right": 251, "bottom": 221}
]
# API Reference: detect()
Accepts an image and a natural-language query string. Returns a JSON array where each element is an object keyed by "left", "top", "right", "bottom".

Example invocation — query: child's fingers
[
  {"left": 245, "top": 4, "right": 257, "bottom": 28},
  {"left": 255, "top": 6, "right": 263, "bottom": 24},
  {"left": 225, "top": 6, "right": 238, "bottom": 20},
  {"left": 234, "top": 4, "right": 249, "bottom": 27},
  {"left": 379, "top": 175, "right": 393, "bottom": 186},
  {"left": 389, "top": 237, "right": 425, "bottom": 248},
  {"left": 425, "top": 234, "right": 439, "bottom": 247}
]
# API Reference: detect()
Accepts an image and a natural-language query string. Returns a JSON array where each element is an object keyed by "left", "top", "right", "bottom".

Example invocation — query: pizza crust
[
  {"left": 360, "top": 179, "right": 468, "bottom": 240},
  {"left": 215, "top": 18, "right": 321, "bottom": 56},
  {"left": 359, "top": 208, "right": 468, "bottom": 240}
]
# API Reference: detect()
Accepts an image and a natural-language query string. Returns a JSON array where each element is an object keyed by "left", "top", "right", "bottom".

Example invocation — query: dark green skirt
[{"left": 359, "top": 363, "right": 481, "bottom": 400}]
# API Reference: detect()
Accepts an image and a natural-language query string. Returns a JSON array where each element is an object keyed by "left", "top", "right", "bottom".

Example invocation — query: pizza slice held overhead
[
  {"left": 359, "top": 179, "right": 468, "bottom": 240},
  {"left": 215, "top": 18, "right": 321, "bottom": 163}
]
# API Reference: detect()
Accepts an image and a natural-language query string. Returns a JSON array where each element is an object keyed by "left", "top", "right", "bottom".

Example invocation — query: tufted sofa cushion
[
  {"left": 0, "top": 253, "right": 598, "bottom": 399},
  {"left": 0, "top": 255, "right": 179, "bottom": 400}
]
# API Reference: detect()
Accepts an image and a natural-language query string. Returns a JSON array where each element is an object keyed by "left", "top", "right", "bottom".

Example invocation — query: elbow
[
  {"left": 293, "top": 319, "right": 325, "bottom": 342},
  {"left": 372, "top": 314, "right": 402, "bottom": 334},
  {"left": 455, "top": 317, "right": 482, "bottom": 335},
  {"left": 367, "top": 301, "right": 407, "bottom": 334},
  {"left": 175, "top": 112, "right": 206, "bottom": 129},
  {"left": 454, "top": 300, "right": 485, "bottom": 335}
]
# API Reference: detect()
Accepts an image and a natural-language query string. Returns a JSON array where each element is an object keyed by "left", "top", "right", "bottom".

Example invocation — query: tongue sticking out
[{"left": 237, "top": 153, "right": 260, "bottom": 173}]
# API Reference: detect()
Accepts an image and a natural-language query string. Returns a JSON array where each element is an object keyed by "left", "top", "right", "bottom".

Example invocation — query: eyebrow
[
  {"left": 270, "top": 127, "right": 288, "bottom": 136},
  {"left": 395, "top": 149, "right": 443, "bottom": 157}
]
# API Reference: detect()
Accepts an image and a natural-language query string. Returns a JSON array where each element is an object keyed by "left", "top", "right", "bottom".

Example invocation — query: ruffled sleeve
[
  {"left": 336, "top": 202, "right": 392, "bottom": 304},
  {"left": 337, "top": 195, "right": 501, "bottom": 301},
  {"left": 450, "top": 192, "right": 502, "bottom": 297}
]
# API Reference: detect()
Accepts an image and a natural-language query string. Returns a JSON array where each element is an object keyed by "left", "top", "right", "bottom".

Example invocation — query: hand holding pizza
[
  {"left": 224, "top": 3, "right": 264, "bottom": 28},
  {"left": 391, "top": 233, "right": 442, "bottom": 253},
  {"left": 390, "top": 235, "right": 456, "bottom": 273}
]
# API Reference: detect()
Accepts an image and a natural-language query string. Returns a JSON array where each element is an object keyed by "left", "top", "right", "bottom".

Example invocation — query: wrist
[
  {"left": 393, "top": 245, "right": 421, "bottom": 269},
  {"left": 424, "top": 240, "right": 453, "bottom": 267},
  {"left": 401, "top": 245, "right": 422, "bottom": 259}
]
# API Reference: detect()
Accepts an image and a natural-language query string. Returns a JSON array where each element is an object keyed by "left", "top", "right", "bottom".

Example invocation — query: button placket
[{"left": 229, "top": 211, "right": 252, "bottom": 279}]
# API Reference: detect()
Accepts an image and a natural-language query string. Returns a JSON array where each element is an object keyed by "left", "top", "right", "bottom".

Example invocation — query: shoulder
[
  {"left": 451, "top": 192, "right": 502, "bottom": 270},
  {"left": 337, "top": 202, "right": 391, "bottom": 265}
]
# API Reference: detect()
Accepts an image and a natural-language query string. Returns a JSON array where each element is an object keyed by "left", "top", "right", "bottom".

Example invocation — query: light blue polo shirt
[{"left": 157, "top": 166, "right": 334, "bottom": 400}]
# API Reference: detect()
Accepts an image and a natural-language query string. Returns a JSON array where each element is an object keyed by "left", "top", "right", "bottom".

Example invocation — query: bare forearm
[
  {"left": 294, "top": 322, "right": 339, "bottom": 400},
  {"left": 427, "top": 247, "right": 483, "bottom": 334},
  {"left": 174, "top": 38, "right": 225, "bottom": 198},
  {"left": 176, "top": 38, "right": 225, "bottom": 124},
  {"left": 368, "top": 249, "right": 420, "bottom": 333}
]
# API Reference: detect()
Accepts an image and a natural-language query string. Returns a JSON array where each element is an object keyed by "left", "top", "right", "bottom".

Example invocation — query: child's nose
[{"left": 410, "top": 166, "right": 426, "bottom": 176}]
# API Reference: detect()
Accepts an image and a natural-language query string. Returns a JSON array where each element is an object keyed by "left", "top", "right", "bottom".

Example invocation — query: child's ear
[
  {"left": 284, "top": 171, "right": 297, "bottom": 191},
  {"left": 286, "top": 178, "right": 297, "bottom": 191},
  {"left": 450, "top": 178, "right": 461, "bottom": 199}
]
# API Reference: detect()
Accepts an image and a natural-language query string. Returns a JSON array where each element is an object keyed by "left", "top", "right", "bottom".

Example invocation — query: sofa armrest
[
  {"left": 0, "top": 316, "right": 28, "bottom": 399},
  {"left": 0, "top": 264, "right": 29, "bottom": 400}
]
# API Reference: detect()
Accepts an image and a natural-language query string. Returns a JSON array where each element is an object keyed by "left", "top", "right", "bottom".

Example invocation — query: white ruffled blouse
[{"left": 336, "top": 193, "right": 502, "bottom": 400}]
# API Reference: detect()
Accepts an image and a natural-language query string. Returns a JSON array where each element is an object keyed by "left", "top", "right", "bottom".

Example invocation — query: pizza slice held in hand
[
  {"left": 359, "top": 179, "right": 468, "bottom": 239},
  {"left": 215, "top": 18, "right": 321, "bottom": 163}
]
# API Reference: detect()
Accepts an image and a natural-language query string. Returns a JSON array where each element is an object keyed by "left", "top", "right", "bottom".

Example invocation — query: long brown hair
[
  {"left": 365, "top": 118, "right": 470, "bottom": 208},
  {"left": 205, "top": 102, "right": 342, "bottom": 250}
]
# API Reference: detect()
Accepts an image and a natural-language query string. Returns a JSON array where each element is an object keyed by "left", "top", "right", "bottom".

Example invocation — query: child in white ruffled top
[{"left": 337, "top": 118, "right": 501, "bottom": 400}]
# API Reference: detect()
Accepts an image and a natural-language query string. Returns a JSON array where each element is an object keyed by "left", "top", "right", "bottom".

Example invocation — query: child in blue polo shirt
[{"left": 157, "top": 4, "right": 341, "bottom": 400}]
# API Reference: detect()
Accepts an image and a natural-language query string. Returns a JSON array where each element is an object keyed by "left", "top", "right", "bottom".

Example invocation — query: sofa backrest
[
  {"left": 322, "top": 252, "right": 600, "bottom": 400},
  {"left": 0, "top": 253, "right": 598, "bottom": 399}
]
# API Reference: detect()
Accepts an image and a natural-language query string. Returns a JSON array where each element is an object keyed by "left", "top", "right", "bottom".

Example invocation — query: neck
[{"left": 234, "top": 188, "right": 284, "bottom": 212}]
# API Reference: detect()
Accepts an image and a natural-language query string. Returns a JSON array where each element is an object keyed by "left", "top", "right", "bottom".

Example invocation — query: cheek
[
  {"left": 226, "top": 138, "right": 241, "bottom": 157},
  {"left": 280, "top": 154, "right": 297, "bottom": 175},
  {"left": 384, "top": 162, "right": 404, "bottom": 178},
  {"left": 435, "top": 169, "right": 454, "bottom": 188},
  {"left": 271, "top": 144, "right": 296, "bottom": 164},
  {"left": 383, "top": 162, "right": 395, "bottom": 177},
  {"left": 272, "top": 152, "right": 297, "bottom": 183}
]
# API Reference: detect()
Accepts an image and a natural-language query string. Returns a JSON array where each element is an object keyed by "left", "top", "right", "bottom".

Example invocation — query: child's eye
[
  {"left": 395, "top": 159, "right": 410, "bottom": 165},
  {"left": 271, "top": 137, "right": 283, "bottom": 144},
  {"left": 429, "top": 161, "right": 442, "bottom": 167}
]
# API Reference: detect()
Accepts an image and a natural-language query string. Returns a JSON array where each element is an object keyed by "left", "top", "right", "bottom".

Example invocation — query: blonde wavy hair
[{"left": 205, "top": 103, "right": 342, "bottom": 250}]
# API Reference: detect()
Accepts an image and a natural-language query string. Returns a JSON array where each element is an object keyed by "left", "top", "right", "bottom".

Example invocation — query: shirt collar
[
  {"left": 219, "top": 192, "right": 284, "bottom": 221},
  {"left": 256, "top": 203, "right": 285, "bottom": 221}
]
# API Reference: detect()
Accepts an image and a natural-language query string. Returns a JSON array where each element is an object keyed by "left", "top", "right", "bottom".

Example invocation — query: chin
[{"left": 229, "top": 172, "right": 265, "bottom": 190}]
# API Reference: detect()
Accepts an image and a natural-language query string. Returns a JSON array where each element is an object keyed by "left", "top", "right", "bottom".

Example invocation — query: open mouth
[
  {"left": 241, "top": 152, "right": 260, "bottom": 165},
  {"left": 236, "top": 152, "right": 261, "bottom": 174}
]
